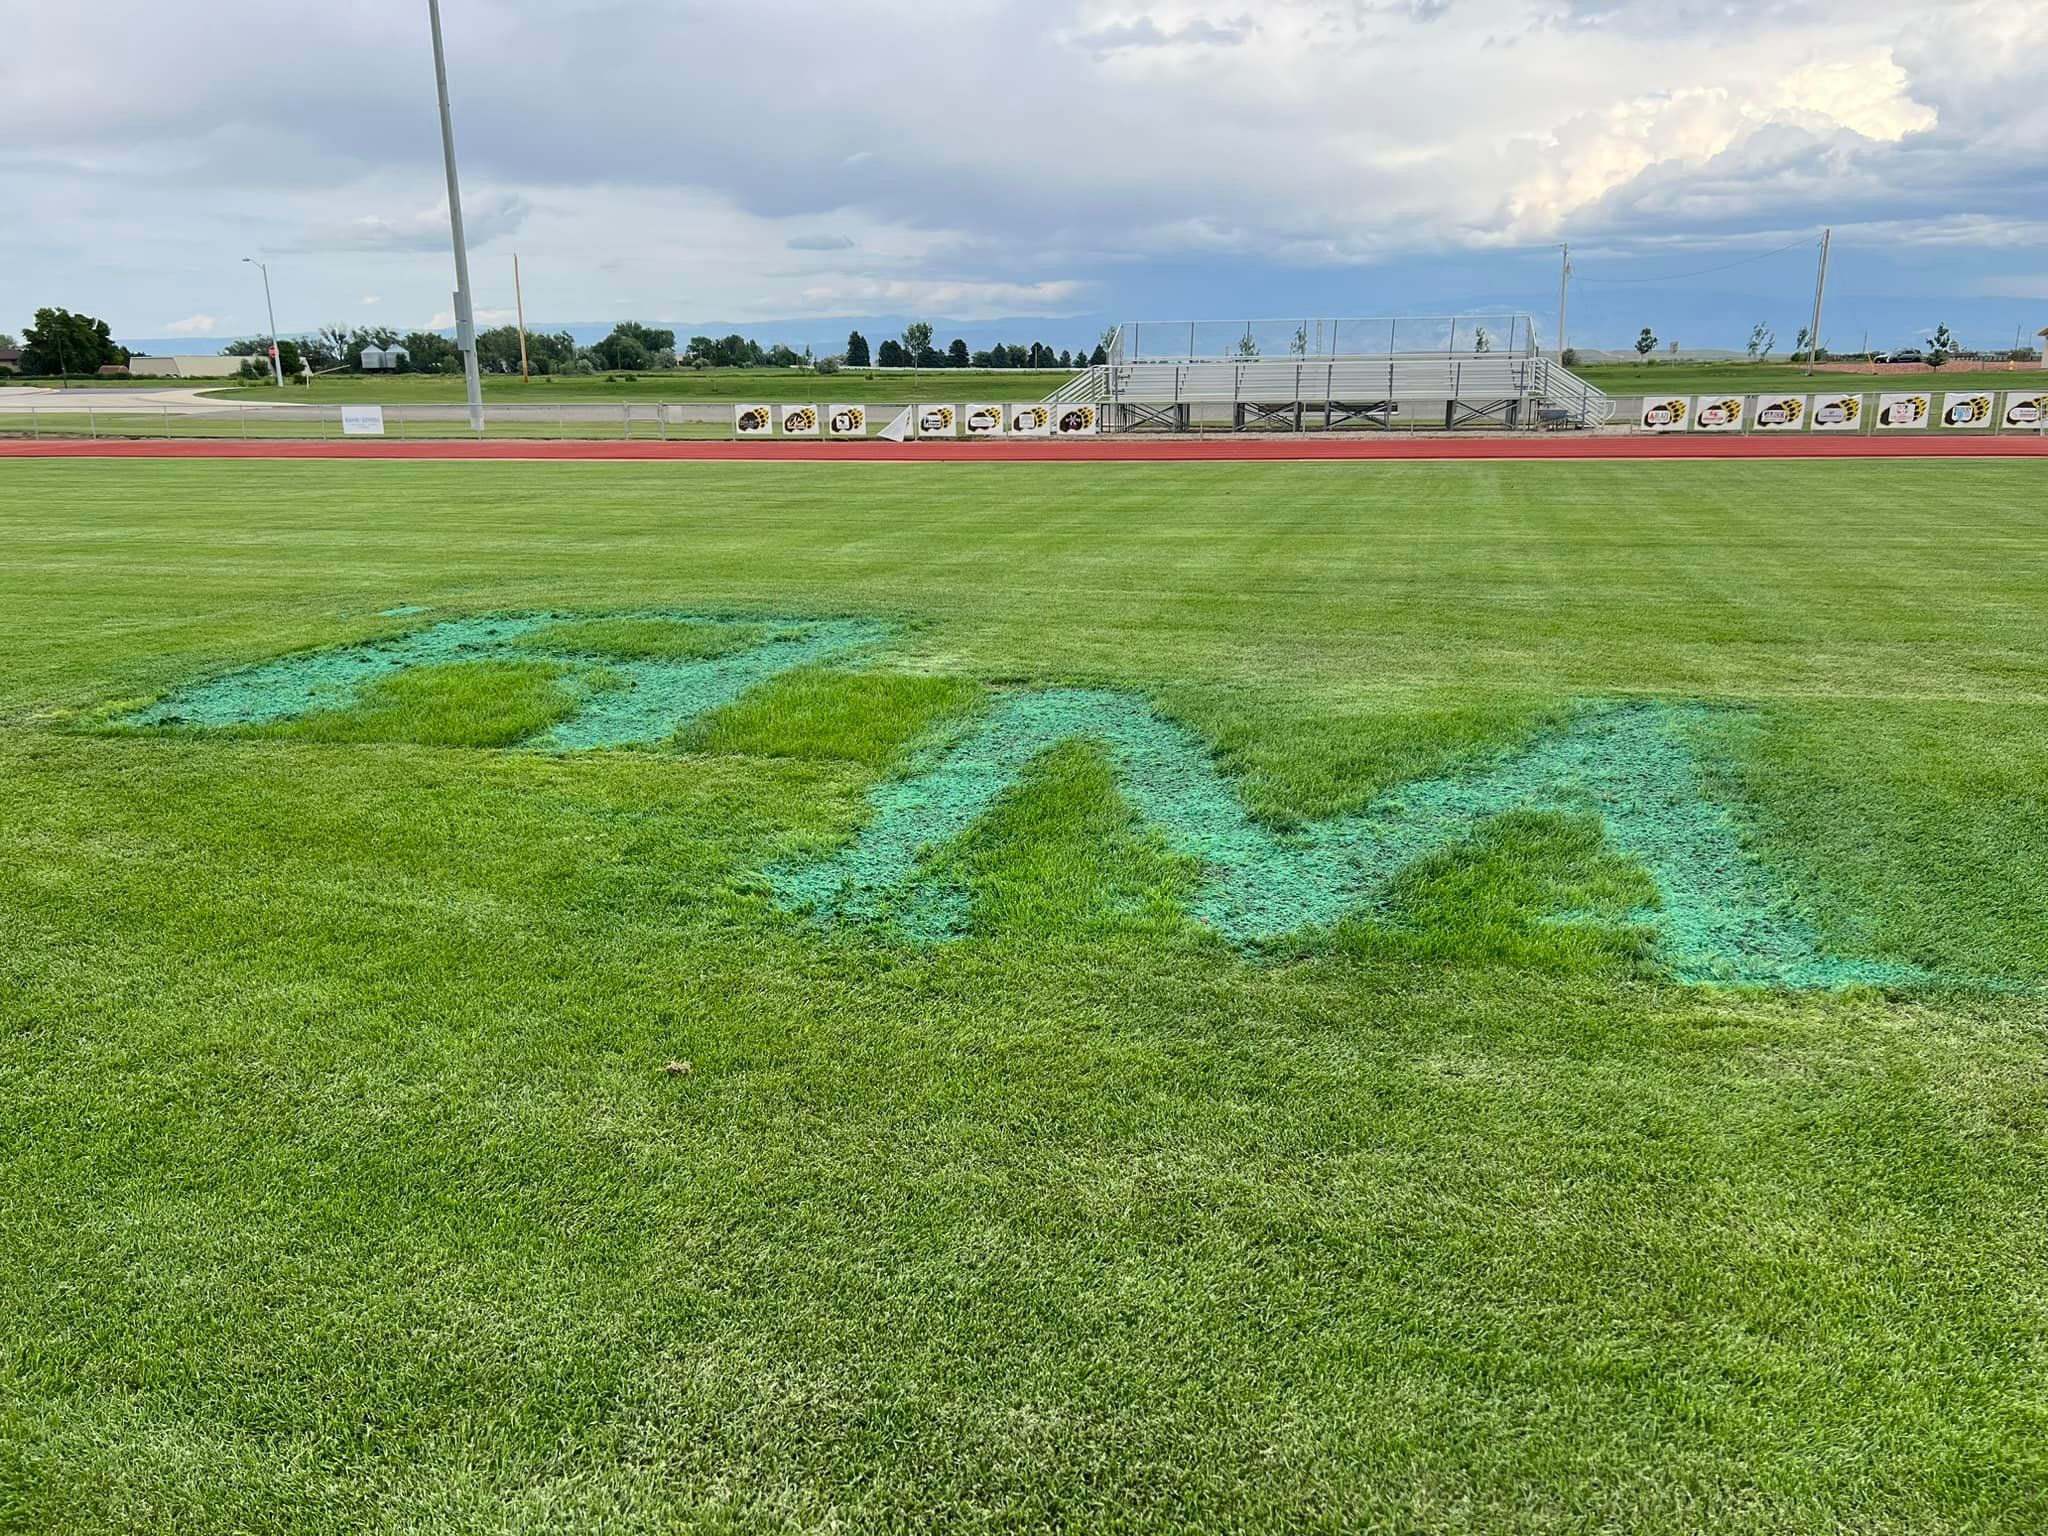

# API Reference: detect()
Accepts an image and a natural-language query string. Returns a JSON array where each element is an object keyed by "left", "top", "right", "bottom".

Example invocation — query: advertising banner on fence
[
  {"left": 1692, "top": 396, "right": 1743, "bottom": 433},
  {"left": 2002, "top": 394, "right": 2047, "bottom": 430},
  {"left": 340, "top": 405, "right": 385, "bottom": 437},
  {"left": 1753, "top": 395, "right": 1806, "bottom": 432},
  {"left": 963, "top": 403, "right": 1004, "bottom": 436},
  {"left": 826, "top": 405, "right": 867, "bottom": 437},
  {"left": 1810, "top": 394, "right": 1862, "bottom": 432},
  {"left": 1877, "top": 393, "right": 1931, "bottom": 429},
  {"left": 1053, "top": 404, "right": 1099, "bottom": 435},
  {"left": 1639, "top": 397, "right": 1689, "bottom": 432},
  {"left": 734, "top": 404, "right": 773, "bottom": 436},
  {"left": 1008, "top": 404, "right": 1053, "bottom": 437},
  {"left": 779, "top": 404, "right": 820, "bottom": 436},
  {"left": 1941, "top": 394, "right": 1996, "bottom": 429},
  {"left": 916, "top": 404, "right": 957, "bottom": 438}
]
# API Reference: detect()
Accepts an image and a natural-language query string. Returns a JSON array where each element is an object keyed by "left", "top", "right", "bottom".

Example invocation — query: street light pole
[
  {"left": 427, "top": 0, "right": 485, "bottom": 433},
  {"left": 243, "top": 257, "right": 283, "bottom": 387}
]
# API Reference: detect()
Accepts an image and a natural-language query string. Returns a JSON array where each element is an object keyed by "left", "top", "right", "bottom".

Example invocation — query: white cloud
[
  {"left": 162, "top": 313, "right": 220, "bottom": 335},
  {"left": 360, "top": 294, "right": 381, "bottom": 305},
  {"left": 1, "top": 0, "right": 2042, "bottom": 341}
]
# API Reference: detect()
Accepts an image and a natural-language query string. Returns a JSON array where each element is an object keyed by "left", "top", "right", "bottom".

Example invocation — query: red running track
[{"left": 3, "top": 434, "right": 2047, "bottom": 463}]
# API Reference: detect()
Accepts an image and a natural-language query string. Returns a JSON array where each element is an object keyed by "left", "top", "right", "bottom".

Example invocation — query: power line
[{"left": 1570, "top": 235, "right": 1820, "bottom": 286}]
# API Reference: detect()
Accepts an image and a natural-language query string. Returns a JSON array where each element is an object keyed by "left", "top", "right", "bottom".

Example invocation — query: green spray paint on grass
[
  {"left": 770, "top": 692, "right": 1923, "bottom": 988},
  {"left": 124, "top": 612, "right": 888, "bottom": 749},
  {"left": 121, "top": 613, "right": 1924, "bottom": 986}
]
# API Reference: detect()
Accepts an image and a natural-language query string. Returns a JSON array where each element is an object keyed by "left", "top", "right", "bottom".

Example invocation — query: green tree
[
  {"left": 876, "top": 339, "right": 906, "bottom": 367},
  {"left": 592, "top": 323, "right": 674, "bottom": 370},
  {"left": 1473, "top": 325, "right": 1492, "bottom": 354},
  {"left": 474, "top": 326, "right": 529, "bottom": 374},
  {"left": 1747, "top": 322, "right": 1775, "bottom": 362},
  {"left": 525, "top": 331, "right": 578, "bottom": 374},
  {"left": 1928, "top": 324, "right": 1957, "bottom": 368},
  {"left": 22, "top": 307, "right": 126, "bottom": 377},
  {"left": 1089, "top": 343, "right": 1108, "bottom": 366},
  {"left": 900, "top": 321, "right": 934, "bottom": 363},
  {"left": 400, "top": 331, "right": 461, "bottom": 373},
  {"left": 225, "top": 336, "right": 305, "bottom": 377},
  {"left": 947, "top": 338, "right": 969, "bottom": 368},
  {"left": 845, "top": 330, "right": 870, "bottom": 368},
  {"left": 1235, "top": 333, "right": 1259, "bottom": 361},
  {"left": 0, "top": 331, "right": 17, "bottom": 350},
  {"left": 1634, "top": 327, "right": 1658, "bottom": 358}
]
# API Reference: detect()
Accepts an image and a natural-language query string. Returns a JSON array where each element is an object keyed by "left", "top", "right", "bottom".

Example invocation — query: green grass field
[
  {"left": 1576, "top": 360, "right": 2048, "bottom": 395},
  {"left": 194, "top": 368, "right": 1078, "bottom": 404},
  {"left": 3, "top": 459, "right": 2046, "bottom": 1533}
]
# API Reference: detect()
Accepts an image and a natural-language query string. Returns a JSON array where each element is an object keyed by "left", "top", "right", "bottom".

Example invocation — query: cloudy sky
[{"left": 4, "top": 0, "right": 2044, "bottom": 353}]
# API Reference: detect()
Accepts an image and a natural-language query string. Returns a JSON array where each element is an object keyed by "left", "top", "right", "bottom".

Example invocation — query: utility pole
[
  {"left": 513, "top": 253, "right": 530, "bottom": 382},
  {"left": 1556, "top": 242, "right": 1570, "bottom": 363},
  {"left": 427, "top": 0, "right": 485, "bottom": 432},
  {"left": 242, "top": 258, "right": 283, "bottom": 386},
  {"left": 1805, "top": 227, "right": 1831, "bottom": 376}
]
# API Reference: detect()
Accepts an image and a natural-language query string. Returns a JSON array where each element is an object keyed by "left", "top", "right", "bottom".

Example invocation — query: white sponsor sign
[
  {"left": 2001, "top": 393, "right": 2047, "bottom": 431},
  {"left": 779, "top": 404, "right": 820, "bottom": 436},
  {"left": 1940, "top": 393, "right": 1996, "bottom": 429},
  {"left": 734, "top": 403, "right": 773, "bottom": 436},
  {"left": 1692, "top": 396, "right": 1743, "bottom": 433},
  {"left": 915, "top": 404, "right": 957, "bottom": 438},
  {"left": 1007, "top": 403, "right": 1053, "bottom": 437},
  {"left": 1052, "top": 403, "right": 1099, "bottom": 435},
  {"left": 340, "top": 405, "right": 385, "bottom": 437},
  {"left": 1876, "top": 392, "right": 1931, "bottom": 430},
  {"left": 963, "top": 403, "right": 1005, "bottom": 436},
  {"left": 1810, "top": 394, "right": 1863, "bottom": 432},
  {"left": 1639, "top": 397, "right": 1689, "bottom": 433},
  {"left": 825, "top": 404, "right": 867, "bottom": 437},
  {"left": 1753, "top": 395, "right": 1806, "bottom": 432}
]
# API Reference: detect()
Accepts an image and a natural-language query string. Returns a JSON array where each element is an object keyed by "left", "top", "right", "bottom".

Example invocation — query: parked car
[{"left": 1878, "top": 348, "right": 1924, "bottom": 364}]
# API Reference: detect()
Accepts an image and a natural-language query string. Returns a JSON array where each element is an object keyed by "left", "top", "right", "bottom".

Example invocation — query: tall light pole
[
  {"left": 427, "top": 0, "right": 485, "bottom": 433},
  {"left": 242, "top": 258, "right": 284, "bottom": 387},
  {"left": 1555, "top": 242, "right": 1571, "bottom": 364},
  {"left": 1805, "top": 228, "right": 1831, "bottom": 376}
]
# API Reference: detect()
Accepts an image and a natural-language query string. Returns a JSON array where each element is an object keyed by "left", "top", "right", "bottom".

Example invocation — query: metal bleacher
[{"left": 1047, "top": 316, "right": 1613, "bottom": 431}]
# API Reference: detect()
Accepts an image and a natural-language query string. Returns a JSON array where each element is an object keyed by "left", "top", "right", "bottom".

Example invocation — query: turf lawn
[
  {"left": 1574, "top": 360, "right": 2048, "bottom": 396},
  {"left": 2, "top": 459, "right": 2045, "bottom": 1534},
  {"left": 194, "top": 368, "right": 1079, "bottom": 404}
]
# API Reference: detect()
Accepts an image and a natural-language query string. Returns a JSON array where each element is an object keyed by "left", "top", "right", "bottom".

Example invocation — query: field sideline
[{"left": 3, "top": 457, "right": 2046, "bottom": 1533}]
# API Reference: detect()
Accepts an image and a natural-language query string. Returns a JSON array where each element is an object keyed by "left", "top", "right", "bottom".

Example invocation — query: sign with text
[
  {"left": 1753, "top": 395, "right": 1806, "bottom": 432},
  {"left": 1008, "top": 403, "right": 1053, "bottom": 436},
  {"left": 2001, "top": 393, "right": 2046, "bottom": 430},
  {"left": 826, "top": 405, "right": 867, "bottom": 437},
  {"left": 1692, "top": 396, "right": 1743, "bottom": 433},
  {"left": 339, "top": 405, "right": 385, "bottom": 437},
  {"left": 1639, "top": 397, "right": 1689, "bottom": 433},
  {"left": 1809, "top": 394, "right": 1862, "bottom": 432},
  {"left": 1940, "top": 394, "right": 1995, "bottom": 429},
  {"left": 779, "top": 404, "right": 820, "bottom": 436},
  {"left": 963, "top": 403, "right": 1005, "bottom": 436},
  {"left": 915, "top": 404, "right": 957, "bottom": 438},
  {"left": 1876, "top": 393, "right": 1931, "bottom": 430}
]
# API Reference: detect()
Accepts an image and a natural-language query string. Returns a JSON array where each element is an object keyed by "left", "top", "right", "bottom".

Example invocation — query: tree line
[{"left": 3, "top": 306, "right": 1110, "bottom": 380}]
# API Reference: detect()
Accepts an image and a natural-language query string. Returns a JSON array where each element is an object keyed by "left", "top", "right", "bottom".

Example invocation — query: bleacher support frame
[{"left": 1045, "top": 315, "right": 1612, "bottom": 432}]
